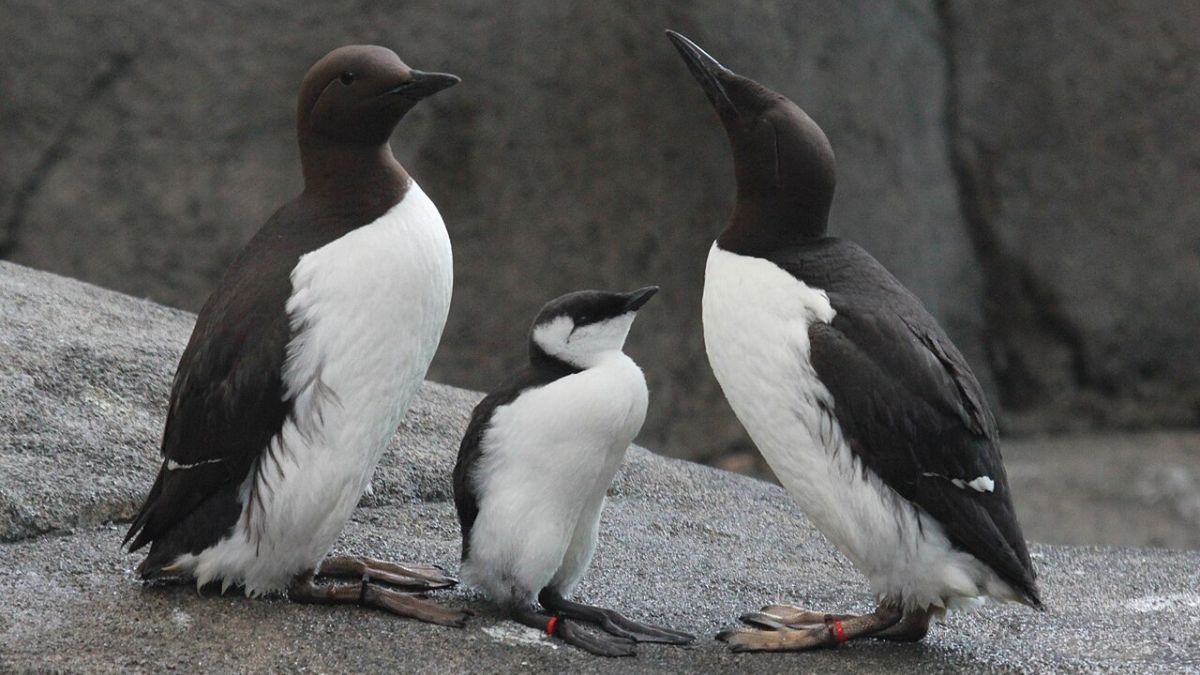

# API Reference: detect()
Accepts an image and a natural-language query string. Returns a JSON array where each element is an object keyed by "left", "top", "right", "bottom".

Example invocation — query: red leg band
[
  {"left": 832, "top": 619, "right": 847, "bottom": 643},
  {"left": 546, "top": 616, "right": 559, "bottom": 636}
]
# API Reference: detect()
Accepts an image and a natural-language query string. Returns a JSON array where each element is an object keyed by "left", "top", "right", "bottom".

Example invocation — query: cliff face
[{"left": 2, "top": 2, "right": 1197, "bottom": 460}]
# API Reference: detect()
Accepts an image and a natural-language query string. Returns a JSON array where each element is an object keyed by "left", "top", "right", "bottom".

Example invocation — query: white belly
[
  {"left": 461, "top": 353, "right": 648, "bottom": 606},
  {"left": 181, "top": 182, "right": 453, "bottom": 595},
  {"left": 702, "top": 243, "right": 1009, "bottom": 611}
]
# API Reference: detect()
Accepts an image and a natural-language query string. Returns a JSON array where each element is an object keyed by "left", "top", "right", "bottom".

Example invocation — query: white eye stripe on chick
[{"left": 534, "top": 313, "right": 637, "bottom": 369}]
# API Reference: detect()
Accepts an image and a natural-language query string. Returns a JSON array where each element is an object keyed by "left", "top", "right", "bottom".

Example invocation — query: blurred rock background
[{"left": 2, "top": 0, "right": 1198, "bottom": 469}]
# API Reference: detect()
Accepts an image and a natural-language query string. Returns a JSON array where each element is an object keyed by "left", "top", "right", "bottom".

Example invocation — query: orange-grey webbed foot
[
  {"left": 539, "top": 588, "right": 695, "bottom": 645},
  {"left": 718, "top": 604, "right": 902, "bottom": 652},
  {"left": 739, "top": 603, "right": 856, "bottom": 631},
  {"left": 510, "top": 605, "right": 636, "bottom": 658},
  {"left": 316, "top": 554, "right": 456, "bottom": 591},
  {"left": 289, "top": 573, "right": 469, "bottom": 627}
]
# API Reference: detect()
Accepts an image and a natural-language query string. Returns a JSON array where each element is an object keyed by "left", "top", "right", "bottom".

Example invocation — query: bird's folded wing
[
  {"left": 124, "top": 292, "right": 291, "bottom": 551},
  {"left": 807, "top": 306, "right": 1037, "bottom": 600},
  {"left": 452, "top": 393, "right": 495, "bottom": 559}
]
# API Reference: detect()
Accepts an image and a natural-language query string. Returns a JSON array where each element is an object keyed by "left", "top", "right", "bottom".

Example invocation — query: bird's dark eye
[{"left": 339, "top": 71, "right": 356, "bottom": 85}]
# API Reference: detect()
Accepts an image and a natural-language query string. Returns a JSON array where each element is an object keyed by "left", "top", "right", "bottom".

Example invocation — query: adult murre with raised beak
[
  {"left": 666, "top": 30, "right": 1041, "bottom": 651},
  {"left": 453, "top": 288, "right": 695, "bottom": 657},
  {"left": 124, "top": 45, "right": 465, "bottom": 625}
]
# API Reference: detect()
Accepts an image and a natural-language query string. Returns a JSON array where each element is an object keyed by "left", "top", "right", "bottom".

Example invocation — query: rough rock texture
[
  {"left": 5, "top": 2, "right": 1199, "bottom": 456},
  {"left": 0, "top": 262, "right": 187, "bottom": 541},
  {"left": 0, "top": 0, "right": 986, "bottom": 460},
  {"left": 1004, "top": 432, "right": 1200, "bottom": 551},
  {"left": 6, "top": 508, "right": 1200, "bottom": 672},
  {"left": 940, "top": 0, "right": 1200, "bottom": 430},
  {"left": 4, "top": 263, "right": 1200, "bottom": 672}
]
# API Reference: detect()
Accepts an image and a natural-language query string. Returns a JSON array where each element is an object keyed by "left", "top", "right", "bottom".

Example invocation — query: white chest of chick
[{"left": 461, "top": 351, "right": 647, "bottom": 604}]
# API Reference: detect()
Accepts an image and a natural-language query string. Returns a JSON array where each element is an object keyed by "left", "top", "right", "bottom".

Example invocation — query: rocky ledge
[{"left": 1, "top": 260, "right": 1198, "bottom": 673}]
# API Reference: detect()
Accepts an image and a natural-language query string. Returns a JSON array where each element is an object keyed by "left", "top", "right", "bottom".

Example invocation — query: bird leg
[
  {"left": 289, "top": 573, "right": 469, "bottom": 627},
  {"left": 718, "top": 603, "right": 902, "bottom": 652},
  {"left": 316, "top": 554, "right": 456, "bottom": 591},
  {"left": 870, "top": 606, "right": 934, "bottom": 642},
  {"left": 510, "top": 604, "right": 636, "bottom": 657},
  {"left": 537, "top": 588, "right": 695, "bottom": 645}
]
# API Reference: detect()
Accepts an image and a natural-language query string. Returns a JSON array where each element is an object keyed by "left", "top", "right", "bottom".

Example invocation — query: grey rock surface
[
  {"left": 1006, "top": 432, "right": 1200, "bottom": 551},
  {"left": 942, "top": 0, "right": 1200, "bottom": 431},
  {"left": 5, "top": 502, "right": 1200, "bottom": 673},
  {"left": 0, "top": 1, "right": 986, "bottom": 460},
  {"left": 3, "top": 262, "right": 1200, "bottom": 672},
  {"left": 0, "top": 261, "right": 188, "bottom": 541}
]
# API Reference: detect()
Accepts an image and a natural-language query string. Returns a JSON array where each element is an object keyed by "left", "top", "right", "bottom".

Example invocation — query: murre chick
[
  {"left": 666, "top": 31, "right": 1041, "bottom": 651},
  {"left": 452, "top": 287, "right": 695, "bottom": 657},
  {"left": 124, "top": 45, "right": 465, "bottom": 625}
]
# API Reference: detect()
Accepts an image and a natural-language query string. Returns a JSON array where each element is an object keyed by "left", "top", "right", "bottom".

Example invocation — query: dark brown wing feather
[
  {"left": 121, "top": 207, "right": 318, "bottom": 564},
  {"left": 123, "top": 187, "right": 406, "bottom": 572},
  {"left": 770, "top": 237, "right": 1040, "bottom": 605}
]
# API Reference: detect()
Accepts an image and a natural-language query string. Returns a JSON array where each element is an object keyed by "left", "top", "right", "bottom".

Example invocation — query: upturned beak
[
  {"left": 385, "top": 70, "right": 461, "bottom": 100},
  {"left": 665, "top": 30, "right": 736, "bottom": 116},
  {"left": 622, "top": 286, "right": 660, "bottom": 312}
]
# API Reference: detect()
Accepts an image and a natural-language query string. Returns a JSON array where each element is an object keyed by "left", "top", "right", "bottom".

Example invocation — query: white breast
[
  {"left": 702, "top": 243, "right": 1017, "bottom": 611},
  {"left": 178, "top": 182, "right": 453, "bottom": 595},
  {"left": 461, "top": 353, "right": 648, "bottom": 606}
]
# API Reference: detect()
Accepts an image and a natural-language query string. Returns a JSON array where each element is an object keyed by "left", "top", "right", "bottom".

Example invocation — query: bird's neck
[
  {"left": 718, "top": 195, "right": 828, "bottom": 257},
  {"left": 530, "top": 342, "right": 584, "bottom": 377},
  {"left": 299, "top": 138, "right": 410, "bottom": 203}
]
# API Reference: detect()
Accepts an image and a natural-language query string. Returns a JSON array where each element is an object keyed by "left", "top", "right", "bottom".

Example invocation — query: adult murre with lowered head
[
  {"left": 666, "top": 30, "right": 1041, "bottom": 651},
  {"left": 453, "top": 287, "right": 695, "bottom": 657},
  {"left": 124, "top": 45, "right": 466, "bottom": 625}
]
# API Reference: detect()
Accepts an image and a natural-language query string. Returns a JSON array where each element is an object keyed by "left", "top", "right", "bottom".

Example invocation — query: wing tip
[
  {"left": 122, "top": 523, "right": 151, "bottom": 553},
  {"left": 1004, "top": 564, "right": 1043, "bottom": 610},
  {"left": 1021, "top": 580, "right": 1045, "bottom": 611},
  {"left": 122, "top": 497, "right": 158, "bottom": 552}
]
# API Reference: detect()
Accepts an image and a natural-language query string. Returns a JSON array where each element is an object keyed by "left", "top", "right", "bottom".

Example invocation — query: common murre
[
  {"left": 666, "top": 29, "right": 1041, "bottom": 651},
  {"left": 453, "top": 287, "right": 695, "bottom": 656},
  {"left": 124, "top": 44, "right": 465, "bottom": 625}
]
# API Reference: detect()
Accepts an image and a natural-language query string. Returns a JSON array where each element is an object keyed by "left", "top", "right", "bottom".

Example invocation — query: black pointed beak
[
  {"left": 385, "top": 70, "right": 461, "bottom": 100},
  {"left": 665, "top": 30, "right": 736, "bottom": 116},
  {"left": 622, "top": 286, "right": 659, "bottom": 312}
]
